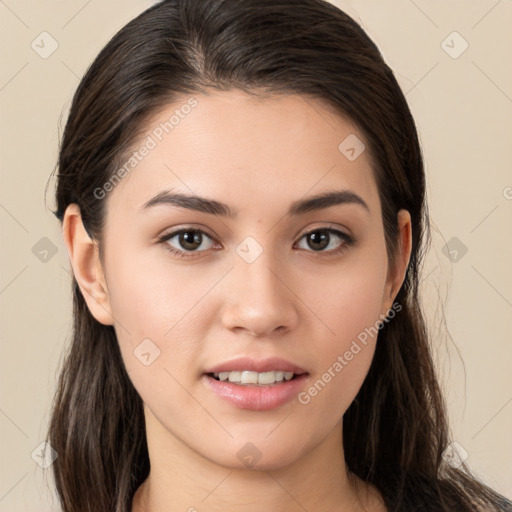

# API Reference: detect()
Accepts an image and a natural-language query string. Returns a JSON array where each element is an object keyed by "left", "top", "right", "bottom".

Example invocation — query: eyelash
[{"left": 157, "top": 226, "right": 355, "bottom": 259}]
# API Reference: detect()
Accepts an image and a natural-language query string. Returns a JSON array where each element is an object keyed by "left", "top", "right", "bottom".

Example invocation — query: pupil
[
  {"left": 180, "top": 231, "right": 201, "bottom": 250},
  {"left": 309, "top": 231, "right": 329, "bottom": 250}
]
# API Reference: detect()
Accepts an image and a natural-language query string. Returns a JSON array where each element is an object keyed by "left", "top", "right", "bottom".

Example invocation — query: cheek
[
  {"left": 309, "top": 245, "right": 388, "bottom": 346},
  {"left": 299, "top": 248, "right": 388, "bottom": 409},
  {"left": 104, "top": 244, "right": 217, "bottom": 401},
  {"left": 105, "top": 242, "right": 213, "bottom": 338},
  {"left": 107, "top": 255, "right": 204, "bottom": 429}
]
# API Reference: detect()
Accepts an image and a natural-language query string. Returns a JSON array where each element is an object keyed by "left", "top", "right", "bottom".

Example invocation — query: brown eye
[
  {"left": 176, "top": 231, "right": 203, "bottom": 251},
  {"left": 296, "top": 228, "right": 354, "bottom": 255},
  {"left": 158, "top": 228, "right": 217, "bottom": 257}
]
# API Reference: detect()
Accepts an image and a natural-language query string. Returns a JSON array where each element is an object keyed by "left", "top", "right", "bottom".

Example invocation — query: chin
[{"left": 202, "top": 436, "right": 308, "bottom": 472}]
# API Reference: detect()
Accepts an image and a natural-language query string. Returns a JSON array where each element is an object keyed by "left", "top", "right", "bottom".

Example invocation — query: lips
[
  {"left": 203, "top": 356, "right": 308, "bottom": 375},
  {"left": 202, "top": 372, "right": 310, "bottom": 410}
]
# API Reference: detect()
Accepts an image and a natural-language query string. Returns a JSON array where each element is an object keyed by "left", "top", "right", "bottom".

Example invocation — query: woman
[{"left": 47, "top": 0, "right": 512, "bottom": 510}]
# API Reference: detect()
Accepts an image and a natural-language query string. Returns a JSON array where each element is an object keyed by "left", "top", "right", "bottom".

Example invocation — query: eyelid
[{"left": 300, "top": 222, "right": 352, "bottom": 238}]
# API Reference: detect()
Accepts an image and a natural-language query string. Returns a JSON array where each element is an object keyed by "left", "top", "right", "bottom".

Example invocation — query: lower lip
[{"left": 202, "top": 373, "right": 310, "bottom": 411}]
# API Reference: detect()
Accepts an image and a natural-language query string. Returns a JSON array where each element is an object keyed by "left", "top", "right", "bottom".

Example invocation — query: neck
[{"left": 132, "top": 405, "right": 381, "bottom": 512}]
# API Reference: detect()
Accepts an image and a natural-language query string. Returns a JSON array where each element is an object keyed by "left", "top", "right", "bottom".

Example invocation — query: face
[{"left": 68, "top": 89, "right": 410, "bottom": 470}]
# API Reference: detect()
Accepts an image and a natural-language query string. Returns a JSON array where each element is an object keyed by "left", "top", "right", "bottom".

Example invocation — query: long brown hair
[{"left": 46, "top": 0, "right": 512, "bottom": 510}]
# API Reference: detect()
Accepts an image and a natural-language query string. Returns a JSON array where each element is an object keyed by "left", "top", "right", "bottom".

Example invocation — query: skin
[{"left": 62, "top": 90, "right": 412, "bottom": 512}]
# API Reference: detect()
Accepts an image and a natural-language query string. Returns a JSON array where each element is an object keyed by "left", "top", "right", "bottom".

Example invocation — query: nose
[{"left": 220, "top": 246, "right": 299, "bottom": 338}]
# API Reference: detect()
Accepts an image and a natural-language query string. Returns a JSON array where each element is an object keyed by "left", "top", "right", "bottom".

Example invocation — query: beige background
[{"left": 1, "top": 0, "right": 511, "bottom": 510}]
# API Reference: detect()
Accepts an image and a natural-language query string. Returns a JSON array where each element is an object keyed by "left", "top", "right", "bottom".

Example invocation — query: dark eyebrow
[{"left": 140, "top": 189, "right": 370, "bottom": 217}]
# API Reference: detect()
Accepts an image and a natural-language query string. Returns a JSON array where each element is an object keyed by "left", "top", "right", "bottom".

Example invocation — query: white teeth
[
  {"left": 257, "top": 371, "right": 277, "bottom": 385},
  {"left": 213, "top": 370, "right": 297, "bottom": 385}
]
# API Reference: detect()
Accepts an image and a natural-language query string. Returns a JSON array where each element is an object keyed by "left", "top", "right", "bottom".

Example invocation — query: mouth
[
  {"left": 202, "top": 371, "right": 310, "bottom": 410},
  {"left": 201, "top": 356, "right": 310, "bottom": 409},
  {"left": 206, "top": 370, "right": 308, "bottom": 387}
]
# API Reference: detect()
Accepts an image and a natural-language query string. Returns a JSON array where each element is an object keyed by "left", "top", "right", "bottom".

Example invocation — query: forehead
[{"left": 105, "top": 90, "right": 379, "bottom": 219}]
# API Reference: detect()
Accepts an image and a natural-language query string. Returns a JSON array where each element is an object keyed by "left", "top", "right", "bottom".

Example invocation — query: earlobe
[{"left": 61, "top": 204, "right": 114, "bottom": 326}]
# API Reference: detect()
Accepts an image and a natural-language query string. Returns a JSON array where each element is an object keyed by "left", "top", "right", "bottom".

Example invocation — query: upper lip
[{"left": 204, "top": 357, "right": 308, "bottom": 375}]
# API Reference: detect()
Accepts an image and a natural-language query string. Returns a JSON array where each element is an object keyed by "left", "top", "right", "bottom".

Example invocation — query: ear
[
  {"left": 61, "top": 204, "right": 114, "bottom": 326},
  {"left": 381, "top": 209, "right": 412, "bottom": 315}
]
